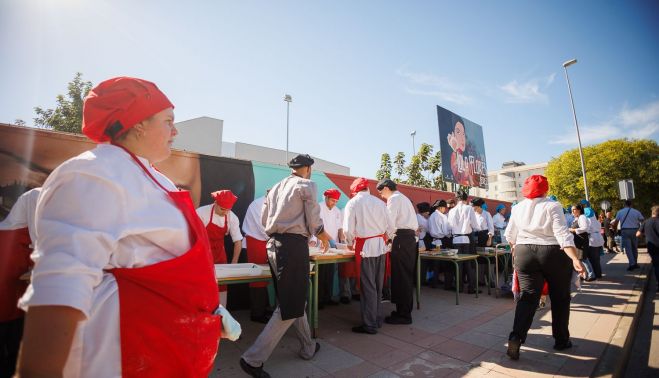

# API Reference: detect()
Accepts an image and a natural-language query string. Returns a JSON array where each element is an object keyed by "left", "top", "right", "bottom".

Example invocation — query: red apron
[
  {"left": 246, "top": 235, "right": 268, "bottom": 288},
  {"left": 206, "top": 206, "right": 229, "bottom": 292},
  {"left": 351, "top": 234, "right": 386, "bottom": 290},
  {"left": 109, "top": 146, "right": 220, "bottom": 378},
  {"left": 0, "top": 228, "right": 33, "bottom": 322}
]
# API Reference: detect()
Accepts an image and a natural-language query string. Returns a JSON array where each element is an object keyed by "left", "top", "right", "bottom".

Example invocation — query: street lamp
[
  {"left": 562, "top": 58, "right": 590, "bottom": 201},
  {"left": 411, "top": 130, "right": 416, "bottom": 156},
  {"left": 284, "top": 94, "right": 292, "bottom": 164}
]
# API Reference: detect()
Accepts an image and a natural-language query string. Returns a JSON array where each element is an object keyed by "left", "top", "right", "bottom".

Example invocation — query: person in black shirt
[{"left": 637, "top": 205, "right": 659, "bottom": 288}]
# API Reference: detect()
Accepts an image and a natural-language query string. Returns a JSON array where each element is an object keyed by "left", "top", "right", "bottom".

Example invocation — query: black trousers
[
  {"left": 390, "top": 230, "right": 417, "bottom": 319},
  {"left": 511, "top": 244, "right": 573, "bottom": 344},
  {"left": 585, "top": 246, "right": 603, "bottom": 278},
  {"left": 0, "top": 317, "right": 23, "bottom": 378},
  {"left": 444, "top": 242, "right": 477, "bottom": 291},
  {"left": 648, "top": 241, "right": 659, "bottom": 284},
  {"left": 319, "top": 263, "right": 336, "bottom": 303}
]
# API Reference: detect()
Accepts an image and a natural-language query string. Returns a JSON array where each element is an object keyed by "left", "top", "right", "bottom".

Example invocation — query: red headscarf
[
  {"left": 324, "top": 189, "right": 341, "bottom": 200},
  {"left": 521, "top": 175, "right": 549, "bottom": 199},
  {"left": 82, "top": 77, "right": 174, "bottom": 143},
  {"left": 350, "top": 178, "right": 370, "bottom": 196},
  {"left": 211, "top": 190, "right": 238, "bottom": 209}
]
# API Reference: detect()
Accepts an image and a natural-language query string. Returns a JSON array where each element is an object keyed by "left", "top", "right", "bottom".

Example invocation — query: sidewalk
[{"left": 212, "top": 250, "right": 652, "bottom": 377}]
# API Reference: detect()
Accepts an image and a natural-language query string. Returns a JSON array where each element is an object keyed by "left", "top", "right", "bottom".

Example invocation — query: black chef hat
[
  {"left": 416, "top": 202, "right": 431, "bottom": 213},
  {"left": 432, "top": 199, "right": 448, "bottom": 209},
  {"left": 455, "top": 189, "right": 469, "bottom": 200},
  {"left": 470, "top": 197, "right": 485, "bottom": 207},
  {"left": 376, "top": 178, "right": 397, "bottom": 191},
  {"left": 288, "top": 154, "right": 315, "bottom": 168}
]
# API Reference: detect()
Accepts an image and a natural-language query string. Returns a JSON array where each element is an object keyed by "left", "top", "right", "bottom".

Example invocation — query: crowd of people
[{"left": 0, "top": 76, "right": 656, "bottom": 377}]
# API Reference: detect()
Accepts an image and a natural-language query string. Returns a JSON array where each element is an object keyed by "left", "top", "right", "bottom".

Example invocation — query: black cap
[
  {"left": 416, "top": 202, "right": 431, "bottom": 213},
  {"left": 470, "top": 197, "right": 485, "bottom": 207},
  {"left": 456, "top": 189, "right": 468, "bottom": 200},
  {"left": 376, "top": 178, "right": 397, "bottom": 191},
  {"left": 432, "top": 199, "right": 447, "bottom": 208},
  {"left": 288, "top": 154, "right": 315, "bottom": 168}
]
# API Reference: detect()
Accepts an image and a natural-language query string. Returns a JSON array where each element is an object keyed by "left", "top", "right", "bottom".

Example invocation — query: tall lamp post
[
  {"left": 284, "top": 94, "right": 292, "bottom": 164},
  {"left": 411, "top": 130, "right": 416, "bottom": 156},
  {"left": 562, "top": 59, "right": 590, "bottom": 201}
]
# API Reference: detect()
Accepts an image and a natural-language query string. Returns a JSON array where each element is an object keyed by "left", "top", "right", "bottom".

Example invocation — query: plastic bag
[{"left": 215, "top": 305, "right": 242, "bottom": 341}]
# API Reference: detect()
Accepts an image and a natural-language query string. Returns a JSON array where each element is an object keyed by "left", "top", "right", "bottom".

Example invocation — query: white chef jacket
[
  {"left": 19, "top": 144, "right": 191, "bottom": 378},
  {"left": 319, "top": 201, "right": 343, "bottom": 241},
  {"left": 587, "top": 217, "right": 605, "bottom": 247},
  {"left": 504, "top": 197, "right": 575, "bottom": 249},
  {"left": 343, "top": 191, "right": 395, "bottom": 257},
  {"left": 428, "top": 210, "right": 450, "bottom": 239},
  {"left": 242, "top": 197, "right": 268, "bottom": 241},
  {"left": 493, "top": 213, "right": 507, "bottom": 229},
  {"left": 447, "top": 201, "right": 480, "bottom": 244},
  {"left": 572, "top": 214, "right": 589, "bottom": 234},
  {"left": 386, "top": 192, "right": 418, "bottom": 232},
  {"left": 482, "top": 211, "right": 494, "bottom": 235},
  {"left": 196, "top": 205, "right": 243, "bottom": 242},
  {"left": 0, "top": 188, "right": 41, "bottom": 241},
  {"left": 416, "top": 214, "right": 428, "bottom": 239}
]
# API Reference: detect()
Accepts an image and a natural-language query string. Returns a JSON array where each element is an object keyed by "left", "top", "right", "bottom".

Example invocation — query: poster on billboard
[{"left": 436, "top": 105, "right": 488, "bottom": 189}]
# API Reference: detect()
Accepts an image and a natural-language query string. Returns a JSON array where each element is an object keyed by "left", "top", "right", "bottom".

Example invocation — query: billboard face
[{"left": 436, "top": 105, "right": 488, "bottom": 189}]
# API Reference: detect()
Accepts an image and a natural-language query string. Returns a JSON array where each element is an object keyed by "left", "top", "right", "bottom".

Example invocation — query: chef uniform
[
  {"left": 242, "top": 196, "right": 271, "bottom": 322},
  {"left": 416, "top": 202, "right": 433, "bottom": 285},
  {"left": 317, "top": 189, "right": 344, "bottom": 307},
  {"left": 585, "top": 208, "right": 604, "bottom": 279},
  {"left": 428, "top": 199, "right": 452, "bottom": 288},
  {"left": 344, "top": 178, "right": 395, "bottom": 334},
  {"left": 0, "top": 188, "right": 39, "bottom": 378},
  {"left": 241, "top": 154, "right": 322, "bottom": 374},
  {"left": 197, "top": 190, "right": 243, "bottom": 305},
  {"left": 19, "top": 78, "right": 221, "bottom": 377},
  {"left": 447, "top": 191, "right": 480, "bottom": 293},
  {"left": 493, "top": 204, "right": 507, "bottom": 244}
]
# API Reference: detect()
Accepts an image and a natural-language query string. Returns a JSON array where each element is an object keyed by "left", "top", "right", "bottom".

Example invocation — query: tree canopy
[
  {"left": 376, "top": 143, "right": 447, "bottom": 191},
  {"left": 33, "top": 72, "right": 92, "bottom": 134},
  {"left": 545, "top": 139, "right": 659, "bottom": 215}
]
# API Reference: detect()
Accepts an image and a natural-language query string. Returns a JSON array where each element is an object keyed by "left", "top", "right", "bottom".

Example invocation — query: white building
[
  {"left": 173, "top": 116, "right": 350, "bottom": 175},
  {"left": 475, "top": 161, "right": 547, "bottom": 202}
]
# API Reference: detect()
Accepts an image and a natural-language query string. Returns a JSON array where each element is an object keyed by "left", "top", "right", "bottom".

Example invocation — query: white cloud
[
  {"left": 499, "top": 73, "right": 555, "bottom": 104},
  {"left": 550, "top": 100, "right": 659, "bottom": 145},
  {"left": 396, "top": 68, "right": 472, "bottom": 105}
]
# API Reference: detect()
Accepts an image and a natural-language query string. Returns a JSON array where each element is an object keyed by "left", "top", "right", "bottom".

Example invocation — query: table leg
[
  {"left": 416, "top": 252, "right": 421, "bottom": 309},
  {"left": 485, "top": 257, "right": 491, "bottom": 296},
  {"left": 453, "top": 261, "right": 459, "bottom": 305},
  {"left": 475, "top": 259, "right": 479, "bottom": 298},
  {"left": 313, "top": 262, "right": 319, "bottom": 338},
  {"left": 495, "top": 253, "right": 500, "bottom": 298}
]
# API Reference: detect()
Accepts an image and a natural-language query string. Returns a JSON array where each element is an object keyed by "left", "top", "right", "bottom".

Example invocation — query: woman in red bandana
[
  {"left": 196, "top": 189, "right": 244, "bottom": 305},
  {"left": 17, "top": 77, "right": 221, "bottom": 377},
  {"left": 503, "top": 175, "right": 585, "bottom": 361}
]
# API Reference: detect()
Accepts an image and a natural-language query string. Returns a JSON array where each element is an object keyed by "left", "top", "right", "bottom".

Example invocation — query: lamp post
[
  {"left": 284, "top": 94, "right": 292, "bottom": 164},
  {"left": 562, "top": 58, "right": 590, "bottom": 201},
  {"left": 411, "top": 130, "right": 416, "bottom": 156}
]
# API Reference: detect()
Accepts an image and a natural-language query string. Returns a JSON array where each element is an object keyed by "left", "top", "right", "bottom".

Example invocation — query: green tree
[
  {"left": 393, "top": 152, "right": 406, "bottom": 182},
  {"left": 376, "top": 153, "right": 392, "bottom": 180},
  {"left": 34, "top": 72, "right": 93, "bottom": 134},
  {"left": 545, "top": 139, "right": 659, "bottom": 215},
  {"left": 406, "top": 154, "right": 430, "bottom": 187}
]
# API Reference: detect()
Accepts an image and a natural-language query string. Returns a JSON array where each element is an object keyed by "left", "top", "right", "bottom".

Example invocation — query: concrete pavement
[{"left": 212, "top": 250, "right": 653, "bottom": 377}]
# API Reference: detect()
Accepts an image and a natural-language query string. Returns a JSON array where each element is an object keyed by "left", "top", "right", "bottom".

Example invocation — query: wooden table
[{"left": 418, "top": 253, "right": 480, "bottom": 305}]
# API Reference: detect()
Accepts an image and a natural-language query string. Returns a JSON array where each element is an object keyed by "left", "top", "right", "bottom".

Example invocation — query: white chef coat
[
  {"left": 447, "top": 201, "right": 480, "bottom": 244},
  {"left": 572, "top": 214, "right": 589, "bottom": 234},
  {"left": 19, "top": 144, "right": 191, "bottom": 378},
  {"left": 242, "top": 197, "right": 268, "bottom": 241},
  {"left": 428, "top": 210, "right": 450, "bottom": 239},
  {"left": 482, "top": 211, "right": 494, "bottom": 235},
  {"left": 504, "top": 197, "right": 575, "bottom": 249},
  {"left": 386, "top": 192, "right": 418, "bottom": 232},
  {"left": 196, "top": 205, "right": 243, "bottom": 242},
  {"left": 0, "top": 188, "right": 41, "bottom": 241},
  {"left": 343, "top": 191, "right": 395, "bottom": 258},
  {"left": 416, "top": 214, "right": 428, "bottom": 239},
  {"left": 493, "top": 213, "right": 507, "bottom": 229},
  {"left": 319, "top": 201, "right": 343, "bottom": 241},
  {"left": 587, "top": 217, "right": 605, "bottom": 247}
]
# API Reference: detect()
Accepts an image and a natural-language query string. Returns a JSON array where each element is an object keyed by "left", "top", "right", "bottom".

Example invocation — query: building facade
[{"left": 471, "top": 161, "right": 548, "bottom": 202}]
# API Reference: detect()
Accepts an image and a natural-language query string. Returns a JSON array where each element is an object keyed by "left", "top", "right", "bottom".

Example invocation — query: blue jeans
[
  {"left": 581, "top": 257, "right": 594, "bottom": 279},
  {"left": 620, "top": 229, "right": 639, "bottom": 267}
]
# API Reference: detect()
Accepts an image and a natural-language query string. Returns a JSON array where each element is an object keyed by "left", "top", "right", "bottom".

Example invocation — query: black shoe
[
  {"left": 327, "top": 299, "right": 340, "bottom": 306},
  {"left": 444, "top": 286, "right": 456, "bottom": 291},
  {"left": 340, "top": 296, "right": 350, "bottom": 304},
  {"left": 553, "top": 340, "right": 573, "bottom": 350},
  {"left": 632, "top": 264, "right": 640, "bottom": 270},
  {"left": 507, "top": 336, "right": 521, "bottom": 360},
  {"left": 318, "top": 303, "right": 325, "bottom": 310},
  {"left": 467, "top": 289, "right": 482, "bottom": 294},
  {"left": 240, "top": 358, "right": 271, "bottom": 378},
  {"left": 250, "top": 314, "right": 271, "bottom": 324},
  {"left": 352, "top": 325, "right": 377, "bottom": 334},
  {"left": 301, "top": 342, "right": 321, "bottom": 360},
  {"left": 385, "top": 315, "right": 412, "bottom": 325},
  {"left": 585, "top": 277, "right": 597, "bottom": 282},
  {"left": 352, "top": 294, "right": 361, "bottom": 301},
  {"left": 627, "top": 266, "right": 635, "bottom": 271}
]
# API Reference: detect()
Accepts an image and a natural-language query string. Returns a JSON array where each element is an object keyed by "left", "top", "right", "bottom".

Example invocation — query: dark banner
[{"left": 436, "top": 105, "right": 488, "bottom": 189}]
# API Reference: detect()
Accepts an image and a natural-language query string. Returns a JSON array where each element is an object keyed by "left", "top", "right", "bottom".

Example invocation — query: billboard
[{"left": 436, "top": 105, "right": 488, "bottom": 189}]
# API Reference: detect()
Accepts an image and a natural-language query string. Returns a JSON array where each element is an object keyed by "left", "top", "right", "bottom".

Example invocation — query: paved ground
[
  {"left": 212, "top": 250, "right": 653, "bottom": 377},
  {"left": 625, "top": 263, "right": 659, "bottom": 377}
]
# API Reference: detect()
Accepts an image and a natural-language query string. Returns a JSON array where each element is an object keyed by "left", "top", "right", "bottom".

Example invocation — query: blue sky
[{"left": 1, "top": 0, "right": 658, "bottom": 178}]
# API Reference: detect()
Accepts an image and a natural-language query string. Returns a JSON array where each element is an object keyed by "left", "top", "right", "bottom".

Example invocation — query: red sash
[
  {"left": 109, "top": 146, "right": 220, "bottom": 377},
  {"left": 207, "top": 207, "right": 229, "bottom": 292},
  {"left": 0, "top": 227, "right": 33, "bottom": 322},
  {"left": 246, "top": 235, "right": 268, "bottom": 288}
]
